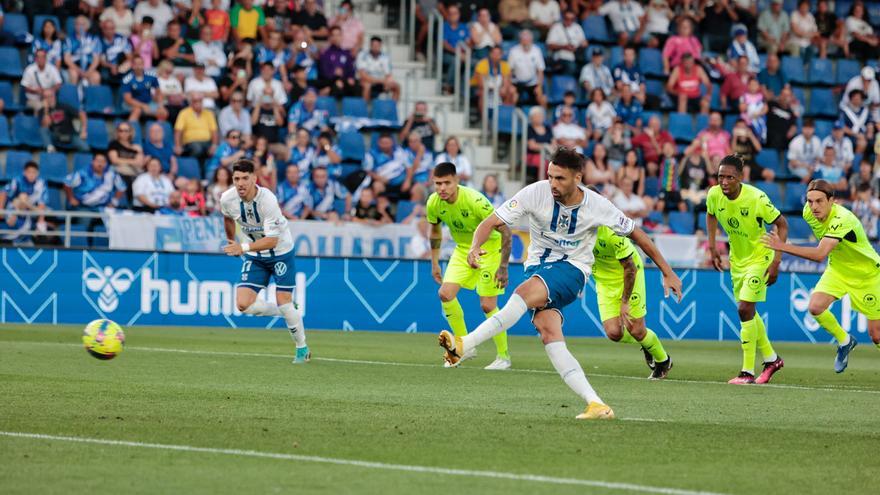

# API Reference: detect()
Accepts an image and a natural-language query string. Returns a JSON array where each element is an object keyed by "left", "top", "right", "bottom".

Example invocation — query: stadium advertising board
[{"left": 0, "top": 248, "right": 867, "bottom": 342}]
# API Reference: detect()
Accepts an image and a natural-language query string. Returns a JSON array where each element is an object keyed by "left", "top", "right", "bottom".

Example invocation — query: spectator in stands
[
  {"left": 823, "top": 121, "right": 855, "bottom": 172},
  {"left": 579, "top": 48, "right": 613, "bottom": 97},
  {"left": 662, "top": 17, "right": 701, "bottom": 74},
  {"left": 613, "top": 45, "right": 646, "bottom": 104},
  {"left": 679, "top": 149, "right": 711, "bottom": 209},
  {"left": 352, "top": 186, "right": 392, "bottom": 225},
  {"left": 22, "top": 49, "right": 63, "bottom": 113},
  {"left": 303, "top": 166, "right": 349, "bottom": 221},
  {"left": 846, "top": 2, "right": 880, "bottom": 62},
  {"left": 614, "top": 148, "right": 643, "bottom": 196},
  {"left": 277, "top": 164, "right": 307, "bottom": 220},
  {"left": 584, "top": 143, "right": 615, "bottom": 191},
  {"left": 719, "top": 56, "right": 751, "bottom": 110},
  {"left": 356, "top": 37, "right": 400, "bottom": 102},
  {"left": 400, "top": 101, "right": 439, "bottom": 152},
  {"left": 230, "top": 0, "right": 267, "bottom": 42},
  {"left": 632, "top": 114, "right": 674, "bottom": 171},
  {"left": 64, "top": 153, "right": 127, "bottom": 210},
  {"left": 850, "top": 159, "right": 880, "bottom": 198},
  {"left": 192, "top": 26, "right": 227, "bottom": 78},
  {"left": 765, "top": 86, "right": 799, "bottom": 151},
  {"left": 472, "top": 45, "right": 517, "bottom": 111},
  {"left": 206, "top": 130, "right": 247, "bottom": 178},
  {"left": 364, "top": 133, "right": 410, "bottom": 200},
  {"left": 30, "top": 19, "right": 63, "bottom": 69},
  {"left": 498, "top": 0, "right": 531, "bottom": 39},
  {"left": 39, "top": 93, "right": 89, "bottom": 152},
  {"left": 434, "top": 136, "right": 473, "bottom": 186},
  {"left": 132, "top": 156, "right": 174, "bottom": 213},
  {"left": 643, "top": 0, "right": 673, "bottom": 47},
  {"left": 852, "top": 182, "right": 880, "bottom": 240},
  {"left": 614, "top": 84, "right": 643, "bottom": 132},
  {"left": 739, "top": 77, "right": 767, "bottom": 142},
  {"left": 529, "top": 0, "right": 562, "bottom": 37},
  {"left": 612, "top": 176, "right": 649, "bottom": 227},
  {"left": 174, "top": 93, "right": 219, "bottom": 161},
  {"left": 289, "top": 27, "right": 320, "bottom": 78},
  {"left": 656, "top": 142, "right": 685, "bottom": 212},
  {"left": 815, "top": 0, "right": 847, "bottom": 58},
  {"left": 63, "top": 16, "right": 101, "bottom": 86},
  {"left": 251, "top": 85, "right": 285, "bottom": 146},
  {"left": 731, "top": 118, "right": 772, "bottom": 181},
  {"left": 101, "top": 0, "right": 135, "bottom": 36},
  {"left": 686, "top": 111, "right": 731, "bottom": 170},
  {"left": 405, "top": 131, "right": 433, "bottom": 193},
  {"left": 553, "top": 91, "right": 577, "bottom": 123},
  {"left": 329, "top": 1, "right": 364, "bottom": 55},
  {"left": 319, "top": 26, "right": 359, "bottom": 97},
  {"left": 122, "top": 55, "right": 167, "bottom": 122},
  {"left": 184, "top": 64, "right": 220, "bottom": 112},
  {"left": 787, "top": 118, "right": 822, "bottom": 181},
  {"left": 508, "top": 29, "right": 547, "bottom": 107},
  {"left": 789, "top": 0, "right": 820, "bottom": 58},
  {"left": 0, "top": 161, "right": 48, "bottom": 243},
  {"left": 527, "top": 106, "right": 552, "bottom": 180},
  {"left": 134, "top": 0, "right": 174, "bottom": 37},
  {"left": 250, "top": 135, "right": 279, "bottom": 190},
  {"left": 599, "top": 0, "right": 645, "bottom": 46},
  {"left": 700, "top": 0, "right": 739, "bottom": 53},
  {"left": 727, "top": 24, "right": 759, "bottom": 74},
  {"left": 130, "top": 16, "right": 158, "bottom": 69},
  {"left": 255, "top": 30, "right": 290, "bottom": 85},
  {"left": 218, "top": 91, "right": 252, "bottom": 145},
  {"left": 97, "top": 19, "right": 132, "bottom": 86},
  {"left": 757, "top": 52, "right": 787, "bottom": 99},
  {"left": 180, "top": 178, "right": 207, "bottom": 217},
  {"left": 205, "top": 0, "right": 231, "bottom": 43},
  {"left": 143, "top": 122, "right": 177, "bottom": 176},
  {"left": 840, "top": 89, "right": 875, "bottom": 143},
  {"left": 288, "top": 65, "right": 311, "bottom": 103},
  {"left": 154, "top": 60, "right": 183, "bottom": 121},
  {"left": 312, "top": 132, "right": 343, "bottom": 178},
  {"left": 158, "top": 20, "right": 195, "bottom": 68},
  {"left": 840, "top": 67, "right": 880, "bottom": 121},
  {"left": 158, "top": 190, "right": 185, "bottom": 215},
  {"left": 814, "top": 145, "right": 848, "bottom": 192},
  {"left": 287, "top": 88, "right": 328, "bottom": 138},
  {"left": 546, "top": 10, "right": 587, "bottom": 76},
  {"left": 757, "top": 1, "right": 790, "bottom": 54},
  {"left": 666, "top": 52, "right": 710, "bottom": 114},
  {"left": 552, "top": 105, "right": 588, "bottom": 151},
  {"left": 288, "top": 128, "right": 316, "bottom": 174},
  {"left": 440, "top": 5, "right": 470, "bottom": 92},
  {"left": 480, "top": 174, "right": 505, "bottom": 208},
  {"left": 603, "top": 120, "right": 631, "bottom": 169},
  {"left": 294, "top": 0, "right": 329, "bottom": 41},
  {"left": 248, "top": 61, "right": 288, "bottom": 107},
  {"left": 585, "top": 88, "right": 616, "bottom": 140},
  {"left": 109, "top": 121, "right": 145, "bottom": 181},
  {"left": 470, "top": 8, "right": 503, "bottom": 62}
]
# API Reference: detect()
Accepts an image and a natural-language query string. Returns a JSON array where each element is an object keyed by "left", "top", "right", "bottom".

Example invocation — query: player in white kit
[
  {"left": 220, "top": 159, "right": 310, "bottom": 363},
  {"left": 438, "top": 148, "right": 682, "bottom": 419}
]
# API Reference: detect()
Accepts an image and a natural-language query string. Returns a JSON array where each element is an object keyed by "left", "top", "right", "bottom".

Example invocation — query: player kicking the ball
[
  {"left": 763, "top": 179, "right": 880, "bottom": 373},
  {"left": 707, "top": 155, "right": 787, "bottom": 384},
  {"left": 438, "top": 148, "right": 682, "bottom": 420},
  {"left": 221, "top": 159, "right": 310, "bottom": 364},
  {"left": 428, "top": 162, "right": 514, "bottom": 370}
]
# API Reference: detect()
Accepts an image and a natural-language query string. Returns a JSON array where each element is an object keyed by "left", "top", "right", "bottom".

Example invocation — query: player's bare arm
[
  {"left": 763, "top": 232, "right": 839, "bottom": 263},
  {"left": 619, "top": 255, "right": 637, "bottom": 330},
  {"left": 468, "top": 212, "right": 504, "bottom": 269},
  {"left": 706, "top": 213, "right": 724, "bottom": 271},
  {"left": 429, "top": 222, "right": 443, "bottom": 284},
  {"left": 765, "top": 215, "right": 789, "bottom": 286},
  {"left": 628, "top": 226, "right": 683, "bottom": 301},
  {"left": 494, "top": 223, "right": 512, "bottom": 289},
  {"left": 224, "top": 216, "right": 236, "bottom": 242}
]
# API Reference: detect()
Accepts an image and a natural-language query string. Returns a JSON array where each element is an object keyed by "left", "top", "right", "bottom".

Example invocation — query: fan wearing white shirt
[
  {"left": 192, "top": 25, "right": 227, "bottom": 77},
  {"left": 434, "top": 136, "right": 473, "bottom": 186},
  {"left": 787, "top": 119, "right": 823, "bottom": 180},
  {"left": 132, "top": 157, "right": 175, "bottom": 212},
  {"left": 529, "top": 0, "right": 561, "bottom": 35},
  {"left": 507, "top": 29, "right": 547, "bottom": 107},
  {"left": 184, "top": 64, "right": 220, "bottom": 109},
  {"left": 552, "top": 107, "right": 588, "bottom": 151},
  {"left": 247, "top": 62, "right": 288, "bottom": 107},
  {"left": 545, "top": 11, "right": 587, "bottom": 76},
  {"left": 599, "top": 0, "right": 646, "bottom": 45},
  {"left": 21, "top": 49, "right": 63, "bottom": 112},
  {"left": 586, "top": 88, "right": 617, "bottom": 140}
]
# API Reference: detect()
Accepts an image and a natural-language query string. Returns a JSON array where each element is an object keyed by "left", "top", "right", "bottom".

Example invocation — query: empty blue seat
[
  {"left": 668, "top": 112, "right": 695, "bottom": 142},
  {"left": 0, "top": 115, "right": 11, "bottom": 147},
  {"left": 836, "top": 59, "right": 861, "bottom": 85},
  {"left": 755, "top": 149, "right": 782, "bottom": 174},
  {"left": 697, "top": 212, "right": 708, "bottom": 231},
  {"left": 835, "top": 0, "right": 854, "bottom": 19},
  {"left": 2, "top": 13, "right": 29, "bottom": 37},
  {"left": 608, "top": 46, "right": 624, "bottom": 67},
  {"left": 496, "top": 105, "right": 516, "bottom": 134},
  {"left": 813, "top": 119, "right": 833, "bottom": 139},
  {"left": 638, "top": 48, "right": 664, "bottom": 77},
  {"left": 47, "top": 186, "right": 63, "bottom": 210},
  {"left": 792, "top": 87, "right": 806, "bottom": 107},
  {"left": 39, "top": 152, "right": 69, "bottom": 182},
  {"left": 338, "top": 131, "right": 365, "bottom": 162},
  {"left": 32, "top": 15, "right": 60, "bottom": 38},
  {"left": 341, "top": 97, "right": 368, "bottom": 119},
  {"left": 370, "top": 99, "right": 399, "bottom": 125},
  {"left": 0, "top": 81, "right": 20, "bottom": 112},
  {"left": 58, "top": 84, "right": 80, "bottom": 110},
  {"left": 86, "top": 119, "right": 109, "bottom": 150},
  {"left": 808, "top": 88, "right": 836, "bottom": 117},
  {"left": 0, "top": 47, "right": 23, "bottom": 78},
  {"left": 787, "top": 214, "right": 813, "bottom": 240},
  {"left": 723, "top": 114, "right": 738, "bottom": 133},
  {"left": 316, "top": 96, "right": 339, "bottom": 118},
  {"left": 582, "top": 16, "right": 612, "bottom": 43},
  {"left": 83, "top": 85, "right": 117, "bottom": 116},
  {"left": 807, "top": 58, "right": 833, "bottom": 85},
  {"left": 145, "top": 120, "right": 173, "bottom": 149},
  {"left": 643, "top": 176, "right": 659, "bottom": 197},
  {"left": 755, "top": 180, "right": 782, "bottom": 206},
  {"left": 395, "top": 200, "right": 416, "bottom": 223},
  {"left": 5, "top": 150, "right": 33, "bottom": 178},
  {"left": 332, "top": 198, "right": 348, "bottom": 216},
  {"left": 781, "top": 56, "right": 806, "bottom": 84},
  {"left": 73, "top": 153, "right": 93, "bottom": 171},
  {"left": 549, "top": 75, "right": 577, "bottom": 104},
  {"left": 668, "top": 211, "right": 695, "bottom": 235},
  {"left": 177, "top": 157, "right": 201, "bottom": 179},
  {"left": 784, "top": 182, "right": 808, "bottom": 212},
  {"left": 12, "top": 113, "right": 44, "bottom": 148}
]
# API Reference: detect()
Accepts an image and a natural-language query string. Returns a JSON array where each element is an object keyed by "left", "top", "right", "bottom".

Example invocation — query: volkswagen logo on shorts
[{"left": 274, "top": 262, "right": 288, "bottom": 276}]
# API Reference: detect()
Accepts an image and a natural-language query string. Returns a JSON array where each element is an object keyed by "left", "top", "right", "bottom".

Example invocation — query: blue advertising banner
[{"left": 0, "top": 248, "right": 871, "bottom": 343}]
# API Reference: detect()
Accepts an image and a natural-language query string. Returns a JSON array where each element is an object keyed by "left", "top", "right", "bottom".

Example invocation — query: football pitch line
[
  {"left": 23, "top": 341, "right": 880, "bottom": 395},
  {"left": 0, "top": 431, "right": 725, "bottom": 495}
]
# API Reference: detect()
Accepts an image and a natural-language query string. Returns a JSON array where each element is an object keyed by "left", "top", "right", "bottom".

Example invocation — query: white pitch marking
[{"left": 0, "top": 431, "right": 727, "bottom": 495}]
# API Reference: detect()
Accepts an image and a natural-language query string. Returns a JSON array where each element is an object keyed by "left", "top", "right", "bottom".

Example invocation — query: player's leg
[
  {"left": 597, "top": 284, "right": 655, "bottom": 371},
  {"left": 810, "top": 272, "right": 856, "bottom": 372},
  {"left": 438, "top": 282, "right": 467, "bottom": 337},
  {"left": 729, "top": 267, "right": 776, "bottom": 384},
  {"left": 273, "top": 254, "right": 310, "bottom": 363},
  {"left": 533, "top": 309, "right": 612, "bottom": 419},
  {"left": 868, "top": 319, "right": 880, "bottom": 350},
  {"left": 626, "top": 265, "right": 671, "bottom": 378},
  {"left": 476, "top": 250, "right": 511, "bottom": 369},
  {"left": 236, "top": 259, "right": 276, "bottom": 316}
]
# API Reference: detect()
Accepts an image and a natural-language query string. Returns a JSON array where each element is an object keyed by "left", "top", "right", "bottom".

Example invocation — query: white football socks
[
  {"left": 462, "top": 294, "right": 528, "bottom": 353},
  {"left": 279, "top": 302, "right": 307, "bottom": 348},
  {"left": 545, "top": 341, "right": 604, "bottom": 405},
  {"left": 243, "top": 299, "right": 281, "bottom": 317}
]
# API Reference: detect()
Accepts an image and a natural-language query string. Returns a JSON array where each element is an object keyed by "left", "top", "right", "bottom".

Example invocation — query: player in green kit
[
  {"left": 427, "top": 162, "right": 513, "bottom": 370},
  {"left": 763, "top": 179, "right": 880, "bottom": 373},
  {"left": 707, "top": 155, "right": 788, "bottom": 384},
  {"left": 592, "top": 225, "right": 673, "bottom": 379}
]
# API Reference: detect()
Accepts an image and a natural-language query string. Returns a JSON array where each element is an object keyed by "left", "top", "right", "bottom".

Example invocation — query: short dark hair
[
  {"left": 719, "top": 154, "right": 745, "bottom": 171},
  {"left": 24, "top": 161, "right": 38, "bottom": 171},
  {"left": 232, "top": 159, "right": 256, "bottom": 174},
  {"left": 550, "top": 147, "right": 585, "bottom": 171},
  {"left": 433, "top": 162, "right": 457, "bottom": 178},
  {"left": 803, "top": 117, "right": 815, "bottom": 128},
  {"left": 261, "top": 61, "right": 275, "bottom": 70},
  {"left": 370, "top": 36, "right": 382, "bottom": 44},
  {"left": 93, "top": 152, "right": 108, "bottom": 163},
  {"left": 857, "top": 182, "right": 872, "bottom": 193},
  {"left": 807, "top": 179, "right": 835, "bottom": 198},
  {"left": 330, "top": 26, "right": 342, "bottom": 34}
]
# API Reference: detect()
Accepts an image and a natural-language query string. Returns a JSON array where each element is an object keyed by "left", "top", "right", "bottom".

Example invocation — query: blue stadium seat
[
  {"left": 791, "top": 87, "right": 806, "bottom": 107},
  {"left": 0, "top": 81, "right": 20, "bottom": 112},
  {"left": 12, "top": 113, "right": 44, "bottom": 148},
  {"left": 755, "top": 149, "right": 782, "bottom": 174},
  {"left": 0, "top": 47, "right": 23, "bottom": 78},
  {"left": 2, "top": 13, "right": 29, "bottom": 37},
  {"left": 84, "top": 85, "right": 117, "bottom": 116},
  {"left": 784, "top": 182, "right": 808, "bottom": 212},
  {"left": 787, "top": 214, "right": 813, "bottom": 240},
  {"left": 86, "top": 119, "right": 109, "bottom": 150},
  {"left": 177, "top": 157, "right": 201, "bottom": 179},
  {"left": 145, "top": 120, "right": 174, "bottom": 149},
  {"left": 69, "top": 224, "right": 89, "bottom": 248},
  {"left": 608, "top": 46, "right": 623, "bottom": 68},
  {"left": 647, "top": 210, "right": 664, "bottom": 225},
  {"left": 332, "top": 198, "right": 348, "bottom": 217},
  {"left": 807, "top": 58, "right": 833, "bottom": 85},
  {"left": 5, "top": 150, "right": 33, "bottom": 178},
  {"left": 582, "top": 16, "right": 612, "bottom": 43},
  {"left": 549, "top": 75, "right": 578, "bottom": 104},
  {"left": 58, "top": 84, "right": 80, "bottom": 110},
  {"left": 668, "top": 113, "right": 695, "bottom": 142},
  {"left": 47, "top": 186, "right": 63, "bottom": 210},
  {"left": 835, "top": 0, "right": 854, "bottom": 19},
  {"left": 755, "top": 180, "right": 782, "bottom": 206},
  {"left": 781, "top": 56, "right": 807, "bottom": 84},
  {"left": 697, "top": 212, "right": 707, "bottom": 231},
  {"left": 338, "top": 131, "right": 365, "bottom": 162},
  {"left": 694, "top": 113, "right": 709, "bottom": 132},
  {"left": 644, "top": 80, "right": 667, "bottom": 107},
  {"left": 0, "top": 115, "right": 11, "bottom": 147},
  {"left": 813, "top": 119, "right": 833, "bottom": 139},
  {"left": 808, "top": 88, "right": 836, "bottom": 117},
  {"left": 668, "top": 211, "right": 695, "bottom": 234},
  {"left": 32, "top": 15, "right": 60, "bottom": 38},
  {"left": 836, "top": 59, "right": 861, "bottom": 85},
  {"left": 709, "top": 83, "right": 723, "bottom": 111},
  {"left": 341, "top": 97, "right": 368, "bottom": 119},
  {"left": 316, "top": 96, "right": 339, "bottom": 118},
  {"left": 496, "top": 105, "right": 516, "bottom": 134},
  {"left": 370, "top": 99, "right": 399, "bottom": 125},
  {"left": 638, "top": 48, "right": 664, "bottom": 77},
  {"left": 39, "top": 152, "right": 69, "bottom": 182},
  {"left": 73, "top": 153, "right": 93, "bottom": 171},
  {"left": 723, "top": 114, "right": 738, "bottom": 133},
  {"left": 394, "top": 200, "right": 416, "bottom": 223},
  {"left": 643, "top": 176, "right": 659, "bottom": 197}
]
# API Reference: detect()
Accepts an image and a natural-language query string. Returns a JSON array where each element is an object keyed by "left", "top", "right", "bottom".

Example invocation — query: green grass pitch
[{"left": 1, "top": 323, "right": 878, "bottom": 495}]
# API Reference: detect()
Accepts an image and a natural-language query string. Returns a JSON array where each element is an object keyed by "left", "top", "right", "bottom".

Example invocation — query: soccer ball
[{"left": 82, "top": 319, "right": 126, "bottom": 360}]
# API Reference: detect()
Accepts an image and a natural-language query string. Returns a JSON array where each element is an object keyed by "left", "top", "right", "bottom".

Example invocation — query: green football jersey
[
  {"left": 592, "top": 226, "right": 638, "bottom": 282},
  {"left": 706, "top": 183, "right": 781, "bottom": 270},
  {"left": 803, "top": 202, "right": 880, "bottom": 276},
  {"left": 426, "top": 185, "right": 501, "bottom": 252}
]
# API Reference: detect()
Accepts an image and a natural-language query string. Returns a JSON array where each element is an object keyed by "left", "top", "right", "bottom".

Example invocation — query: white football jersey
[
  {"left": 494, "top": 181, "right": 635, "bottom": 276},
  {"left": 220, "top": 186, "right": 294, "bottom": 257}
]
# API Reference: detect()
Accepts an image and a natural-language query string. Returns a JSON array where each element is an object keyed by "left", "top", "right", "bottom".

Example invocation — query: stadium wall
[{"left": 0, "top": 248, "right": 868, "bottom": 343}]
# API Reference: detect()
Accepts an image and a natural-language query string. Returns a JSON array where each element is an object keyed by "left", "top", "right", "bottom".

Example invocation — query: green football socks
[
  {"left": 485, "top": 308, "right": 510, "bottom": 359},
  {"left": 740, "top": 318, "right": 759, "bottom": 374},
  {"left": 618, "top": 329, "right": 638, "bottom": 344},
  {"left": 814, "top": 310, "right": 850, "bottom": 345},
  {"left": 754, "top": 313, "right": 778, "bottom": 362},
  {"left": 638, "top": 328, "right": 669, "bottom": 363},
  {"left": 441, "top": 298, "right": 468, "bottom": 337}
]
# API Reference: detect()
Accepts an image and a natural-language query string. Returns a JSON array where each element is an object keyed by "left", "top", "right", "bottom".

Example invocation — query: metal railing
[
  {"left": 509, "top": 107, "right": 529, "bottom": 183},
  {"left": 396, "top": 0, "right": 417, "bottom": 58},
  {"left": 425, "top": 9, "right": 444, "bottom": 91},
  {"left": 452, "top": 41, "right": 472, "bottom": 118},
  {"left": 0, "top": 209, "right": 109, "bottom": 248}
]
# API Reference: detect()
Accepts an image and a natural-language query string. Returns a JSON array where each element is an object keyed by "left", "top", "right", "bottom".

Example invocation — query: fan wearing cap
[
  {"left": 578, "top": 48, "right": 614, "bottom": 98},
  {"left": 727, "top": 24, "right": 759, "bottom": 75},
  {"left": 821, "top": 120, "right": 855, "bottom": 172},
  {"left": 840, "top": 66, "right": 880, "bottom": 122}
]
